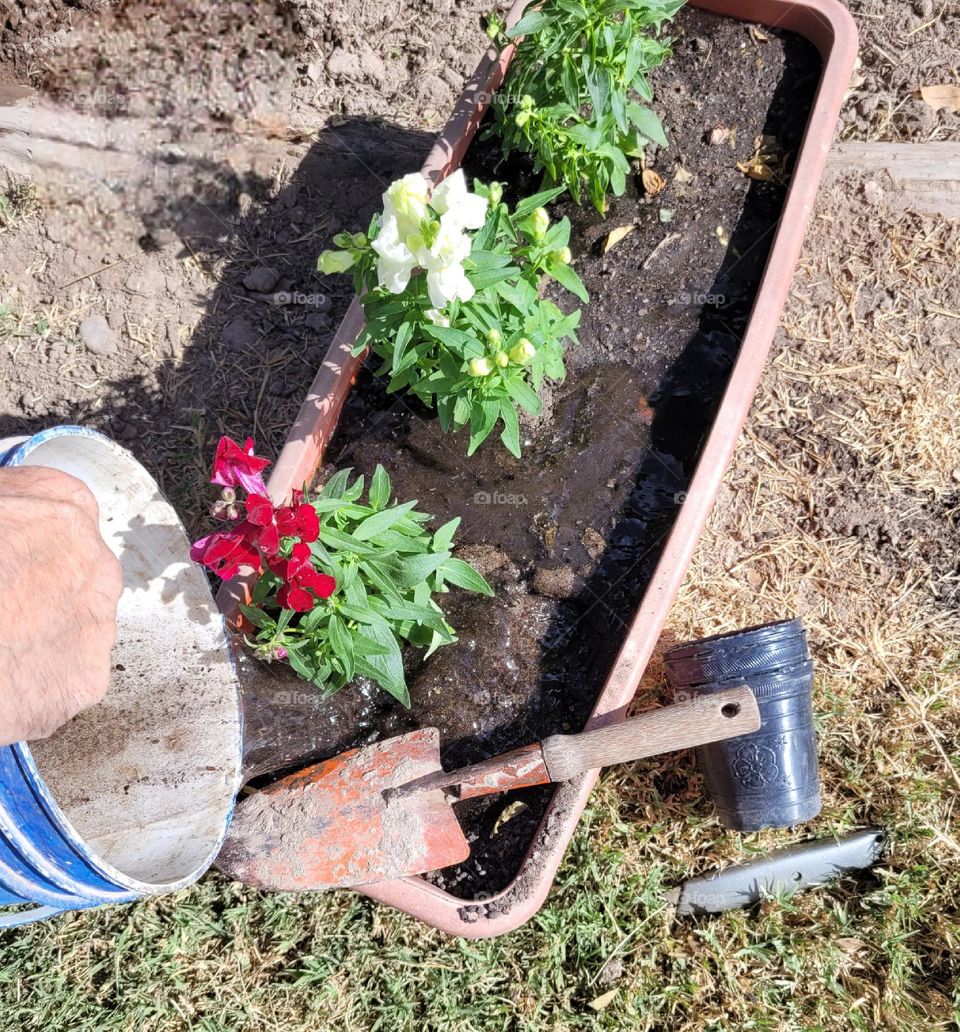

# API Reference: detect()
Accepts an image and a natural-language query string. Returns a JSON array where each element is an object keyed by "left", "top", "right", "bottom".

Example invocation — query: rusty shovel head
[{"left": 216, "top": 728, "right": 470, "bottom": 891}]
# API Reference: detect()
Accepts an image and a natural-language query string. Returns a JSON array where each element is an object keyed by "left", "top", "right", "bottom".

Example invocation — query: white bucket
[{"left": 0, "top": 427, "right": 242, "bottom": 923}]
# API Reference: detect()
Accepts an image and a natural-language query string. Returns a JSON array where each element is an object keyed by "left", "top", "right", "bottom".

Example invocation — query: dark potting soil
[{"left": 245, "top": 8, "right": 821, "bottom": 900}]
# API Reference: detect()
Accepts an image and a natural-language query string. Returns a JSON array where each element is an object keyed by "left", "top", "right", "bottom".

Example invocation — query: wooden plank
[{"left": 824, "top": 142, "right": 960, "bottom": 219}]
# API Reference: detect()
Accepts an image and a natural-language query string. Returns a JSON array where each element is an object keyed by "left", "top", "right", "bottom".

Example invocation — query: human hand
[{"left": 0, "top": 466, "right": 123, "bottom": 745}]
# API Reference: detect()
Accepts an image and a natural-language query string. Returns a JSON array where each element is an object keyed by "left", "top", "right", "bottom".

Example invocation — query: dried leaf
[
  {"left": 589, "top": 989, "right": 620, "bottom": 1012},
  {"left": 836, "top": 937, "right": 867, "bottom": 955},
  {"left": 673, "top": 164, "right": 693, "bottom": 184},
  {"left": 919, "top": 84, "right": 960, "bottom": 113},
  {"left": 603, "top": 224, "right": 636, "bottom": 253},
  {"left": 736, "top": 157, "right": 776, "bottom": 181},
  {"left": 491, "top": 800, "right": 528, "bottom": 836},
  {"left": 736, "top": 134, "right": 785, "bottom": 182},
  {"left": 641, "top": 168, "right": 666, "bottom": 195},
  {"left": 749, "top": 25, "right": 770, "bottom": 42}
]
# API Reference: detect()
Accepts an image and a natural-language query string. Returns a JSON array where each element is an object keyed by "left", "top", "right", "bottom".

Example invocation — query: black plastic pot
[{"left": 664, "top": 619, "right": 821, "bottom": 832}]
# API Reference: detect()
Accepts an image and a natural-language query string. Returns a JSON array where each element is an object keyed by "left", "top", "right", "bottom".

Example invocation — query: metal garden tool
[{"left": 216, "top": 685, "right": 759, "bottom": 891}]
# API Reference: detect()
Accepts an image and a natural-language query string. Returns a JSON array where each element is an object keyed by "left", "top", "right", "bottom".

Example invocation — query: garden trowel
[{"left": 216, "top": 685, "right": 759, "bottom": 891}]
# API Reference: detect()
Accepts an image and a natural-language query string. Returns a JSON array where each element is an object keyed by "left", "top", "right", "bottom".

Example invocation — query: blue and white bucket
[{"left": 0, "top": 427, "right": 243, "bottom": 928}]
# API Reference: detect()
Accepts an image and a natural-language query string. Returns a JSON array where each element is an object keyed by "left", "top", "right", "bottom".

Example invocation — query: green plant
[
  {"left": 191, "top": 438, "right": 493, "bottom": 706},
  {"left": 319, "top": 171, "right": 586, "bottom": 457},
  {"left": 485, "top": 0, "right": 685, "bottom": 213}
]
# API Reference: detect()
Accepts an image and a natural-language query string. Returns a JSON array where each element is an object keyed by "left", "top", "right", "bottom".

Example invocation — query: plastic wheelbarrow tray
[{"left": 219, "top": 0, "right": 858, "bottom": 937}]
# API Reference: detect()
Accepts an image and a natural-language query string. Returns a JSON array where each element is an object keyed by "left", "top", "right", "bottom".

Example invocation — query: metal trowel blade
[{"left": 215, "top": 728, "right": 470, "bottom": 891}]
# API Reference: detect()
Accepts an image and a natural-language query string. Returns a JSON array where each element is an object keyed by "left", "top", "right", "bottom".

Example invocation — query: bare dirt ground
[{"left": 0, "top": 0, "right": 958, "bottom": 1028}]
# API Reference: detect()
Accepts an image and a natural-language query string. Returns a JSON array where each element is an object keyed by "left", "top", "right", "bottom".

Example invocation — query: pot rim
[{"left": 218, "top": 0, "right": 858, "bottom": 938}]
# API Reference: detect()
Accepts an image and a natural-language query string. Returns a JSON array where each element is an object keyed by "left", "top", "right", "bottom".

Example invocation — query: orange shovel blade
[{"left": 216, "top": 728, "right": 470, "bottom": 890}]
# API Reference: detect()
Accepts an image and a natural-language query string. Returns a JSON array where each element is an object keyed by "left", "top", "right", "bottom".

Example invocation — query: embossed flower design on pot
[{"left": 731, "top": 742, "right": 780, "bottom": 788}]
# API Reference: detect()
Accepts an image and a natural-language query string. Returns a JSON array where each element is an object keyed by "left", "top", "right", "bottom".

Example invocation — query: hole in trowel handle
[{"left": 720, "top": 702, "right": 741, "bottom": 718}]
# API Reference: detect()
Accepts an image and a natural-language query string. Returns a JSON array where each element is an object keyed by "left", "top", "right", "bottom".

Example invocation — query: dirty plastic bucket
[
  {"left": 664, "top": 619, "right": 821, "bottom": 832},
  {"left": 0, "top": 427, "right": 242, "bottom": 927}
]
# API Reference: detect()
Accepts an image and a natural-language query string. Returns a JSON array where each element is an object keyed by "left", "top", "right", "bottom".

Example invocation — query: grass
[{"left": 1, "top": 185, "right": 959, "bottom": 1032}]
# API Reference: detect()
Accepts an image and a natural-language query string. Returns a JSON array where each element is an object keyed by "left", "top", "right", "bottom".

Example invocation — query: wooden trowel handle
[
  {"left": 387, "top": 685, "right": 760, "bottom": 802},
  {"left": 540, "top": 684, "right": 760, "bottom": 782}
]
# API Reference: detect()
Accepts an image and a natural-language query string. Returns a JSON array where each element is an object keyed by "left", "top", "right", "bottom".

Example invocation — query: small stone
[
  {"left": 222, "top": 317, "right": 259, "bottom": 350},
  {"left": 326, "top": 48, "right": 361, "bottom": 80},
  {"left": 706, "top": 124, "right": 729, "bottom": 146},
  {"left": 358, "top": 45, "right": 387, "bottom": 84},
  {"left": 79, "top": 314, "right": 117, "bottom": 356},
  {"left": 242, "top": 266, "right": 280, "bottom": 293},
  {"left": 305, "top": 311, "right": 332, "bottom": 332},
  {"left": 125, "top": 265, "right": 167, "bottom": 296}
]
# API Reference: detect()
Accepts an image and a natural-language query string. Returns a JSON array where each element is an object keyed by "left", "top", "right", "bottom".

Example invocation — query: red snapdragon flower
[
  {"left": 193, "top": 435, "right": 337, "bottom": 614},
  {"left": 190, "top": 526, "right": 260, "bottom": 580},
  {"left": 276, "top": 490, "right": 320, "bottom": 542},
  {"left": 244, "top": 491, "right": 320, "bottom": 557},
  {"left": 211, "top": 436, "right": 270, "bottom": 495},
  {"left": 268, "top": 542, "right": 337, "bottom": 612}
]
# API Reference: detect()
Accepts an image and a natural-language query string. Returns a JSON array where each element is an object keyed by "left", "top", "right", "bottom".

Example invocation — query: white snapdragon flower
[
  {"left": 371, "top": 171, "right": 487, "bottom": 303},
  {"left": 424, "top": 308, "right": 451, "bottom": 327},
  {"left": 430, "top": 170, "right": 488, "bottom": 232},
  {"left": 382, "top": 173, "right": 430, "bottom": 243},
  {"left": 371, "top": 216, "right": 417, "bottom": 294},
  {"left": 417, "top": 213, "right": 475, "bottom": 307}
]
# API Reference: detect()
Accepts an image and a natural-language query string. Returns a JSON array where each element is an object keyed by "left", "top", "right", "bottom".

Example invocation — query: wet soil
[{"left": 244, "top": 9, "right": 822, "bottom": 899}]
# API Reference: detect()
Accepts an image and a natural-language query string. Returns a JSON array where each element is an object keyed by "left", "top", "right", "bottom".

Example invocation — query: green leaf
[
  {"left": 396, "top": 550, "right": 452, "bottom": 589},
  {"left": 630, "top": 105, "right": 668, "bottom": 148},
  {"left": 286, "top": 645, "right": 316, "bottom": 682},
  {"left": 351, "top": 500, "right": 419, "bottom": 542},
  {"left": 391, "top": 321, "right": 414, "bottom": 375},
  {"left": 513, "top": 186, "right": 566, "bottom": 219},
  {"left": 355, "top": 621, "right": 409, "bottom": 707},
  {"left": 327, "top": 614, "right": 355, "bottom": 682},
  {"left": 368, "top": 464, "right": 391, "bottom": 510},
  {"left": 439, "top": 558, "right": 495, "bottom": 596},
  {"left": 545, "top": 258, "right": 589, "bottom": 302},
  {"left": 506, "top": 10, "right": 553, "bottom": 38},
  {"left": 319, "top": 468, "right": 353, "bottom": 500},
  {"left": 499, "top": 400, "right": 521, "bottom": 458},
  {"left": 468, "top": 397, "right": 502, "bottom": 456},
  {"left": 238, "top": 604, "right": 273, "bottom": 630},
  {"left": 505, "top": 376, "right": 542, "bottom": 416},
  {"left": 432, "top": 517, "right": 461, "bottom": 552}
]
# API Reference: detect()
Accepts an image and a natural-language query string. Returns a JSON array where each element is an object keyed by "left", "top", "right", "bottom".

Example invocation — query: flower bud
[
  {"left": 485, "top": 13, "right": 503, "bottom": 38},
  {"left": 553, "top": 246, "right": 572, "bottom": 264},
  {"left": 488, "top": 182, "right": 503, "bottom": 206},
  {"left": 530, "top": 207, "right": 550, "bottom": 239},
  {"left": 509, "top": 338, "right": 536, "bottom": 364},
  {"left": 520, "top": 94, "right": 534, "bottom": 110},
  {"left": 495, "top": 350, "right": 509, "bottom": 368},
  {"left": 319, "top": 249, "right": 356, "bottom": 275},
  {"left": 351, "top": 232, "right": 367, "bottom": 247},
  {"left": 486, "top": 326, "right": 503, "bottom": 348},
  {"left": 515, "top": 110, "right": 531, "bottom": 129},
  {"left": 221, "top": 487, "right": 237, "bottom": 505},
  {"left": 468, "top": 356, "right": 493, "bottom": 377}
]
